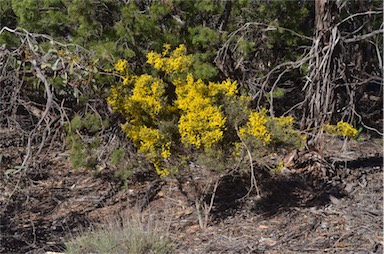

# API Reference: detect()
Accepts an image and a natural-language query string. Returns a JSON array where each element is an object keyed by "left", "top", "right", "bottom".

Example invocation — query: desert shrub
[{"left": 107, "top": 44, "right": 305, "bottom": 176}]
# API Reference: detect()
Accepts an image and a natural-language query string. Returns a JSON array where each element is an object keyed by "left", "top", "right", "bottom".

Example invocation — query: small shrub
[
  {"left": 110, "top": 148, "right": 125, "bottom": 165},
  {"left": 65, "top": 113, "right": 109, "bottom": 169}
]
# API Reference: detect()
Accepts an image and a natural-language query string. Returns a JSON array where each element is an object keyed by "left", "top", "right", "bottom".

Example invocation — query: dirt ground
[{"left": 0, "top": 126, "right": 382, "bottom": 254}]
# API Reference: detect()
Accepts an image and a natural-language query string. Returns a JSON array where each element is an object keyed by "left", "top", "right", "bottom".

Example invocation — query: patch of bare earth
[{"left": 0, "top": 127, "right": 382, "bottom": 254}]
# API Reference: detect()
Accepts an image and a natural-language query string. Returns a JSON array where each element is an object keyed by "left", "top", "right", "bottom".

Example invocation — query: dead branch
[{"left": 0, "top": 27, "right": 105, "bottom": 168}]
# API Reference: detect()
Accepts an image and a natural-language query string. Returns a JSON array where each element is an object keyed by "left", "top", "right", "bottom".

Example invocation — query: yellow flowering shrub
[
  {"left": 208, "top": 78, "right": 238, "bottom": 97},
  {"left": 107, "top": 44, "right": 304, "bottom": 176},
  {"left": 178, "top": 106, "right": 226, "bottom": 149},
  {"left": 239, "top": 108, "right": 304, "bottom": 151},
  {"left": 127, "top": 75, "right": 165, "bottom": 120},
  {"left": 268, "top": 115, "right": 305, "bottom": 148},
  {"left": 239, "top": 108, "right": 271, "bottom": 145},
  {"left": 174, "top": 74, "right": 235, "bottom": 150},
  {"left": 122, "top": 124, "right": 161, "bottom": 157},
  {"left": 108, "top": 74, "right": 166, "bottom": 119},
  {"left": 161, "top": 142, "right": 172, "bottom": 159},
  {"left": 147, "top": 44, "right": 192, "bottom": 74},
  {"left": 114, "top": 59, "right": 128, "bottom": 74},
  {"left": 326, "top": 121, "right": 358, "bottom": 138},
  {"left": 274, "top": 115, "right": 294, "bottom": 127}
]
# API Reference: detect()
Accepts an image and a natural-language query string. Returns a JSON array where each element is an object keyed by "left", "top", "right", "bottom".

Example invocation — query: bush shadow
[
  {"left": 210, "top": 169, "right": 342, "bottom": 220},
  {"left": 211, "top": 156, "right": 382, "bottom": 220}
]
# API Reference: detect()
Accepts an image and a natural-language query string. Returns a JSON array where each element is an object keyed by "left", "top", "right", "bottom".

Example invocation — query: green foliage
[
  {"left": 256, "top": 0, "right": 312, "bottom": 49},
  {"left": 237, "top": 38, "right": 256, "bottom": 58},
  {"left": 196, "top": 149, "right": 231, "bottom": 172},
  {"left": 69, "top": 113, "right": 109, "bottom": 134},
  {"left": 110, "top": 149, "right": 125, "bottom": 165},
  {"left": 189, "top": 26, "right": 220, "bottom": 49},
  {"left": 191, "top": 54, "right": 219, "bottom": 81},
  {"left": 0, "top": 0, "right": 17, "bottom": 29},
  {"left": 115, "top": 167, "right": 134, "bottom": 185},
  {"left": 3, "top": 0, "right": 379, "bottom": 91},
  {"left": 270, "top": 87, "right": 285, "bottom": 99},
  {"left": 114, "top": 156, "right": 154, "bottom": 184},
  {"left": 11, "top": 0, "right": 69, "bottom": 36},
  {"left": 65, "top": 113, "right": 109, "bottom": 169},
  {"left": 111, "top": 148, "right": 135, "bottom": 183},
  {"left": 0, "top": 0, "right": 315, "bottom": 90},
  {"left": 66, "top": 134, "right": 99, "bottom": 169}
]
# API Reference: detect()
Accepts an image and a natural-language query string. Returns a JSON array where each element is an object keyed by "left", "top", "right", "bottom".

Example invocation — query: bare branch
[
  {"left": 336, "top": 10, "right": 383, "bottom": 27},
  {"left": 344, "top": 29, "right": 384, "bottom": 43}
]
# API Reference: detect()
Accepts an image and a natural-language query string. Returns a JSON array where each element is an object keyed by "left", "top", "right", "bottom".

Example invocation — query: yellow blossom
[
  {"left": 273, "top": 115, "right": 294, "bottom": 127},
  {"left": 154, "top": 161, "right": 170, "bottom": 177},
  {"left": 174, "top": 74, "right": 227, "bottom": 149},
  {"left": 122, "top": 77, "right": 130, "bottom": 85},
  {"left": 114, "top": 59, "right": 127, "bottom": 74},
  {"left": 161, "top": 141, "right": 172, "bottom": 159},
  {"left": 240, "top": 109, "right": 271, "bottom": 145},
  {"left": 147, "top": 44, "right": 192, "bottom": 74},
  {"left": 120, "top": 74, "right": 165, "bottom": 120},
  {"left": 178, "top": 106, "right": 226, "bottom": 149},
  {"left": 162, "top": 43, "right": 171, "bottom": 56},
  {"left": 208, "top": 78, "right": 238, "bottom": 97},
  {"left": 326, "top": 121, "right": 358, "bottom": 138},
  {"left": 122, "top": 124, "right": 161, "bottom": 158}
]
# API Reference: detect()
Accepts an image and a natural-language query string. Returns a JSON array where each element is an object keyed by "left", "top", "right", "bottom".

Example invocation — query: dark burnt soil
[{"left": 0, "top": 127, "right": 382, "bottom": 254}]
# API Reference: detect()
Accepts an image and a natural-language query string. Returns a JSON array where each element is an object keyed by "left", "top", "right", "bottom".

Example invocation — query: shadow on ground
[{"left": 211, "top": 155, "right": 383, "bottom": 219}]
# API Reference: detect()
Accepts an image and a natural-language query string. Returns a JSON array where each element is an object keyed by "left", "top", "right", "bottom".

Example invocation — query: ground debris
[{"left": 0, "top": 128, "right": 382, "bottom": 253}]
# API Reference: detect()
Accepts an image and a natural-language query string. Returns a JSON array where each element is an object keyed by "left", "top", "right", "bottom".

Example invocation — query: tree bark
[{"left": 302, "top": 0, "right": 341, "bottom": 143}]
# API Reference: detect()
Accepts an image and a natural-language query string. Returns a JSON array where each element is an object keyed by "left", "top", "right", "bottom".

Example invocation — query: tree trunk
[{"left": 302, "top": 0, "right": 342, "bottom": 148}]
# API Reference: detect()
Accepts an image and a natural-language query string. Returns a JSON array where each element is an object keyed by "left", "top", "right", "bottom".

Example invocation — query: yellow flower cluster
[
  {"left": 108, "top": 74, "right": 165, "bottom": 117},
  {"left": 147, "top": 44, "right": 192, "bottom": 74},
  {"left": 271, "top": 115, "right": 303, "bottom": 145},
  {"left": 178, "top": 107, "right": 226, "bottom": 149},
  {"left": 107, "top": 85, "right": 125, "bottom": 114},
  {"left": 326, "top": 121, "right": 358, "bottom": 138},
  {"left": 154, "top": 161, "right": 170, "bottom": 177},
  {"left": 121, "top": 124, "right": 161, "bottom": 158},
  {"left": 274, "top": 115, "right": 294, "bottom": 127},
  {"left": 174, "top": 74, "right": 235, "bottom": 149},
  {"left": 239, "top": 108, "right": 271, "bottom": 145},
  {"left": 114, "top": 59, "right": 127, "bottom": 74},
  {"left": 108, "top": 68, "right": 168, "bottom": 166},
  {"left": 239, "top": 109, "right": 305, "bottom": 149},
  {"left": 127, "top": 74, "right": 165, "bottom": 120},
  {"left": 161, "top": 141, "right": 172, "bottom": 159},
  {"left": 208, "top": 78, "right": 238, "bottom": 97}
]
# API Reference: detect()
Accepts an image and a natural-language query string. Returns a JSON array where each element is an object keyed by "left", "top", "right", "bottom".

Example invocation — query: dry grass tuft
[{"left": 65, "top": 208, "right": 173, "bottom": 254}]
